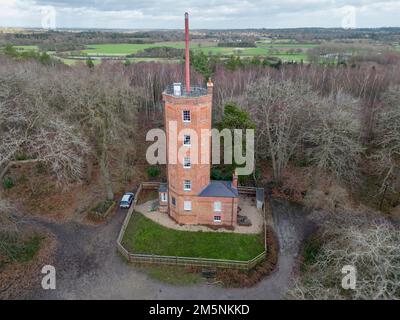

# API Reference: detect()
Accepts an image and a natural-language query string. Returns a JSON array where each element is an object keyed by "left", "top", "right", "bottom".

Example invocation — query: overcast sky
[{"left": 1, "top": 0, "right": 400, "bottom": 29}]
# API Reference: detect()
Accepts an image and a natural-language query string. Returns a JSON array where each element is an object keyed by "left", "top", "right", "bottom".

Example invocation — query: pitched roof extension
[{"left": 198, "top": 180, "right": 238, "bottom": 198}]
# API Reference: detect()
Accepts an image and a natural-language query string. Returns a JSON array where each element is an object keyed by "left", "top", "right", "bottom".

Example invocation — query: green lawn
[
  {"left": 14, "top": 45, "right": 39, "bottom": 51},
  {"left": 54, "top": 39, "right": 315, "bottom": 65},
  {"left": 122, "top": 212, "right": 264, "bottom": 261},
  {"left": 81, "top": 41, "right": 314, "bottom": 59}
]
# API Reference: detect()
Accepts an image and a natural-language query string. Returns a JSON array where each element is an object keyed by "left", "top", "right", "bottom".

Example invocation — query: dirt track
[{"left": 22, "top": 198, "right": 313, "bottom": 300}]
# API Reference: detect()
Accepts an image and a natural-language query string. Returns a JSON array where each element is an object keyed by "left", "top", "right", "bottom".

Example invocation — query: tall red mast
[{"left": 185, "top": 12, "right": 190, "bottom": 93}]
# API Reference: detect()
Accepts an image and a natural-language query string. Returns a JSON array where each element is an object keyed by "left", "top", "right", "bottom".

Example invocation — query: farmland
[
  {"left": 81, "top": 41, "right": 313, "bottom": 62},
  {"left": 10, "top": 40, "right": 313, "bottom": 64}
]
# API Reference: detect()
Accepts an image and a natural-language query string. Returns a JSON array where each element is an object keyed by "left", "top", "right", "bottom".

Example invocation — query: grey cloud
[{"left": 6, "top": 0, "right": 400, "bottom": 28}]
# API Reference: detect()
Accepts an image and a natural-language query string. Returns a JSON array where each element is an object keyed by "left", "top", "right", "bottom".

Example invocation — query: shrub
[
  {"left": 2, "top": 177, "right": 14, "bottom": 189},
  {"left": 89, "top": 200, "right": 115, "bottom": 221},
  {"left": 146, "top": 166, "right": 161, "bottom": 178},
  {"left": 14, "top": 153, "right": 29, "bottom": 161}
]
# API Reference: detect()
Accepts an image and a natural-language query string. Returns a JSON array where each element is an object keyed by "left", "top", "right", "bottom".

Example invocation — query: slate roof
[{"left": 198, "top": 180, "right": 238, "bottom": 198}]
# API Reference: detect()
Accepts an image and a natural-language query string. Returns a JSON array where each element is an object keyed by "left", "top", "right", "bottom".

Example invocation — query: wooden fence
[{"left": 116, "top": 182, "right": 268, "bottom": 270}]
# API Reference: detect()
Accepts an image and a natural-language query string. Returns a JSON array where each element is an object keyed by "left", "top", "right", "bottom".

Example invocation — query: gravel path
[{"left": 23, "top": 198, "right": 314, "bottom": 300}]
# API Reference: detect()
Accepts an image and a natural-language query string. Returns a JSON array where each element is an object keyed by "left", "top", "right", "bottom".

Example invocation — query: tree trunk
[{"left": 100, "top": 123, "right": 114, "bottom": 201}]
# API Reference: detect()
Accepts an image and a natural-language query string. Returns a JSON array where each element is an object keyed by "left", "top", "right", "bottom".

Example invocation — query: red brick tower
[{"left": 159, "top": 13, "right": 238, "bottom": 226}]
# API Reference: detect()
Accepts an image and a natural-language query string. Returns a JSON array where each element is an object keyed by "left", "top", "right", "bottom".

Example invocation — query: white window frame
[
  {"left": 214, "top": 215, "right": 222, "bottom": 223},
  {"left": 183, "top": 110, "right": 191, "bottom": 122},
  {"left": 184, "top": 180, "right": 191, "bottom": 191},
  {"left": 184, "top": 201, "right": 192, "bottom": 211},
  {"left": 183, "top": 135, "right": 191, "bottom": 146},
  {"left": 214, "top": 201, "right": 222, "bottom": 212},
  {"left": 183, "top": 156, "right": 191, "bottom": 169},
  {"left": 160, "top": 192, "right": 167, "bottom": 202}
]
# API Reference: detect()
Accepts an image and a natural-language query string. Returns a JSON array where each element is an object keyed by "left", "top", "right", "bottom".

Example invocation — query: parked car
[{"left": 119, "top": 192, "right": 135, "bottom": 209}]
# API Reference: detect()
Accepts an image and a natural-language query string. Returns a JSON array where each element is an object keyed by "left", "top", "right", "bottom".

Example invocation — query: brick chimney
[
  {"left": 207, "top": 78, "right": 214, "bottom": 95},
  {"left": 232, "top": 169, "right": 238, "bottom": 189}
]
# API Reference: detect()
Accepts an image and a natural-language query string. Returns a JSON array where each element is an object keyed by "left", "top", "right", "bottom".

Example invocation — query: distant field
[
  {"left": 82, "top": 41, "right": 312, "bottom": 62},
  {"left": 6, "top": 41, "right": 313, "bottom": 65},
  {"left": 15, "top": 45, "right": 38, "bottom": 51},
  {"left": 82, "top": 42, "right": 185, "bottom": 56}
]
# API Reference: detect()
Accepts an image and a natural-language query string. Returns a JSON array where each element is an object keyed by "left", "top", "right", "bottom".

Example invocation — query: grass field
[
  {"left": 82, "top": 41, "right": 314, "bottom": 62},
  {"left": 7, "top": 41, "right": 313, "bottom": 65},
  {"left": 14, "top": 45, "right": 39, "bottom": 51},
  {"left": 122, "top": 212, "right": 265, "bottom": 261}
]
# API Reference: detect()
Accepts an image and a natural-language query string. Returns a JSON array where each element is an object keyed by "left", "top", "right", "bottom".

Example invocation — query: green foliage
[
  {"left": 190, "top": 50, "right": 214, "bottom": 80},
  {"left": 146, "top": 166, "right": 161, "bottom": 178},
  {"left": 3, "top": 44, "right": 56, "bottom": 65},
  {"left": 211, "top": 167, "right": 233, "bottom": 181},
  {"left": 86, "top": 58, "right": 95, "bottom": 68},
  {"left": 238, "top": 167, "right": 260, "bottom": 185},
  {"left": 2, "top": 177, "right": 14, "bottom": 189},
  {"left": 226, "top": 55, "right": 243, "bottom": 71},
  {"left": 3, "top": 44, "right": 18, "bottom": 57},
  {"left": 0, "top": 233, "right": 43, "bottom": 266},
  {"left": 122, "top": 212, "right": 264, "bottom": 261},
  {"left": 123, "top": 59, "right": 131, "bottom": 66},
  {"left": 217, "top": 103, "right": 256, "bottom": 131},
  {"left": 301, "top": 235, "right": 323, "bottom": 271},
  {"left": 216, "top": 103, "right": 257, "bottom": 182},
  {"left": 131, "top": 46, "right": 184, "bottom": 58},
  {"left": 14, "top": 153, "right": 29, "bottom": 161}
]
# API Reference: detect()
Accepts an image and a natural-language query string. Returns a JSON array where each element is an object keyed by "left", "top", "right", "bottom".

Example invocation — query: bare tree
[
  {"left": 0, "top": 65, "right": 89, "bottom": 187},
  {"left": 304, "top": 92, "right": 364, "bottom": 185},
  {"left": 373, "top": 85, "right": 400, "bottom": 203},
  {"left": 288, "top": 210, "right": 400, "bottom": 300},
  {"left": 28, "top": 119, "right": 89, "bottom": 185},
  {"left": 52, "top": 64, "right": 139, "bottom": 199},
  {"left": 245, "top": 76, "right": 317, "bottom": 182}
]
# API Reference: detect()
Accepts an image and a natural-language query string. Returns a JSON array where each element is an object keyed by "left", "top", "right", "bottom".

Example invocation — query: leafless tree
[
  {"left": 0, "top": 64, "right": 89, "bottom": 187},
  {"left": 373, "top": 85, "right": 400, "bottom": 200},
  {"left": 288, "top": 210, "right": 400, "bottom": 300},
  {"left": 28, "top": 119, "right": 89, "bottom": 185},
  {"left": 304, "top": 92, "right": 364, "bottom": 185},
  {"left": 245, "top": 76, "right": 318, "bottom": 182},
  {"left": 51, "top": 64, "right": 139, "bottom": 199}
]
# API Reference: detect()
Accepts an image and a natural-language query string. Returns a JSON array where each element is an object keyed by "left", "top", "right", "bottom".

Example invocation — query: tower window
[
  {"left": 183, "top": 135, "right": 191, "bottom": 146},
  {"left": 183, "top": 156, "right": 191, "bottom": 168},
  {"left": 184, "top": 180, "right": 191, "bottom": 191},
  {"left": 160, "top": 192, "right": 167, "bottom": 202},
  {"left": 214, "top": 201, "right": 222, "bottom": 212},
  {"left": 184, "top": 201, "right": 192, "bottom": 211},
  {"left": 171, "top": 197, "right": 176, "bottom": 206},
  {"left": 183, "top": 110, "right": 191, "bottom": 122}
]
